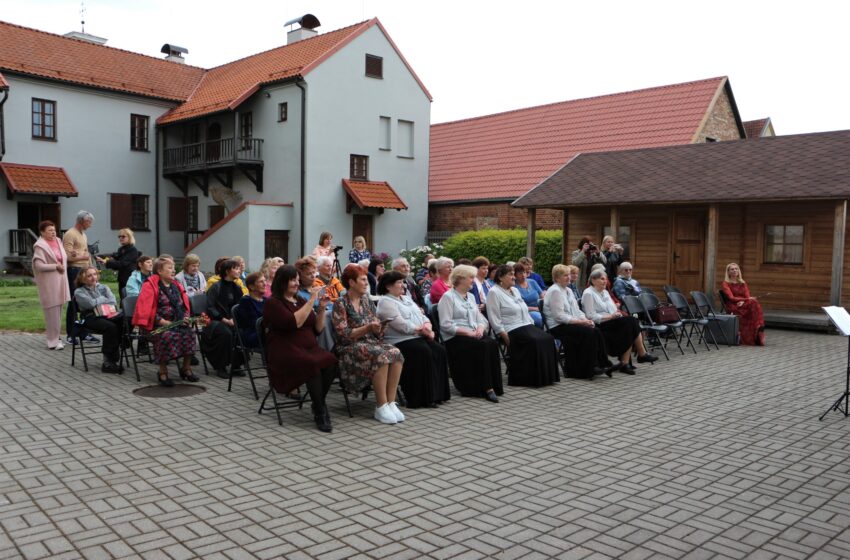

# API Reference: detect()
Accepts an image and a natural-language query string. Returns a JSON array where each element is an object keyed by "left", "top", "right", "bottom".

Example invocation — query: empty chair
[
  {"left": 667, "top": 290, "right": 718, "bottom": 351},
  {"left": 639, "top": 291, "right": 694, "bottom": 354}
]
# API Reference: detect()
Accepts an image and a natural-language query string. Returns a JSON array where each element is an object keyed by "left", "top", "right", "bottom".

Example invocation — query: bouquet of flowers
[{"left": 150, "top": 313, "right": 210, "bottom": 336}]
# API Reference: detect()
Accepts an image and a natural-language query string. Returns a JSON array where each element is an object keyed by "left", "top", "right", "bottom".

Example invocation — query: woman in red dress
[
  {"left": 720, "top": 263, "right": 765, "bottom": 346},
  {"left": 262, "top": 265, "right": 337, "bottom": 432}
]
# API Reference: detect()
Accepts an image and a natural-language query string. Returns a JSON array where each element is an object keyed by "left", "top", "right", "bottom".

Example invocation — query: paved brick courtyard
[{"left": 1, "top": 329, "right": 849, "bottom": 559}]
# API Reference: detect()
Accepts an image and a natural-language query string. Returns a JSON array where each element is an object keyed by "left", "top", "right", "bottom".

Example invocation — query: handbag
[{"left": 652, "top": 302, "right": 680, "bottom": 324}]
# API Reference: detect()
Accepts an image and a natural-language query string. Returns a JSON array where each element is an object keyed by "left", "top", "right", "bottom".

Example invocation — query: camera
[
  {"left": 332, "top": 245, "right": 343, "bottom": 253},
  {"left": 586, "top": 242, "right": 598, "bottom": 253}
]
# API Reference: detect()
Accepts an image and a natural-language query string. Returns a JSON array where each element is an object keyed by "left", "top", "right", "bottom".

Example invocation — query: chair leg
[
  {"left": 339, "top": 379, "right": 354, "bottom": 418},
  {"left": 79, "top": 337, "right": 89, "bottom": 372}
]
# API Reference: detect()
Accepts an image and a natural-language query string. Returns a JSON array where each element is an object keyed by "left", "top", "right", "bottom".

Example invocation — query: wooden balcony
[{"left": 163, "top": 137, "right": 264, "bottom": 193}]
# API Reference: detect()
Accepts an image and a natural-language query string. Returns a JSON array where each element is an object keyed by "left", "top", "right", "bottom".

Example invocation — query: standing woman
[
  {"left": 601, "top": 236, "right": 625, "bottom": 281},
  {"left": 486, "top": 265, "right": 558, "bottom": 387},
  {"left": 349, "top": 236, "right": 371, "bottom": 264},
  {"left": 721, "top": 263, "right": 765, "bottom": 346},
  {"left": 133, "top": 257, "right": 198, "bottom": 386},
  {"left": 263, "top": 265, "right": 337, "bottom": 432},
  {"left": 582, "top": 269, "right": 657, "bottom": 373},
  {"left": 438, "top": 265, "right": 503, "bottom": 402},
  {"left": 97, "top": 228, "right": 140, "bottom": 299},
  {"left": 377, "top": 271, "right": 451, "bottom": 408},
  {"left": 312, "top": 231, "right": 335, "bottom": 259},
  {"left": 32, "top": 220, "right": 70, "bottom": 350},
  {"left": 333, "top": 264, "right": 405, "bottom": 424}
]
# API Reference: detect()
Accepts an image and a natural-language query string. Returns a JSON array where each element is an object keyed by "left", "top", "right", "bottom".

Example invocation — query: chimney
[
  {"left": 160, "top": 44, "right": 188, "bottom": 64},
  {"left": 285, "top": 14, "right": 321, "bottom": 44},
  {"left": 64, "top": 31, "right": 107, "bottom": 45}
]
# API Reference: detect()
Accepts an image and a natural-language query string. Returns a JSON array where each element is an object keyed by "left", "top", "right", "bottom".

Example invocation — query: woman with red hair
[{"left": 332, "top": 264, "right": 405, "bottom": 424}]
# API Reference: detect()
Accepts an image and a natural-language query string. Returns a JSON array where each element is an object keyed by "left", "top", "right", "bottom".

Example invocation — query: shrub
[
  {"left": 443, "top": 230, "right": 563, "bottom": 283},
  {"left": 397, "top": 244, "right": 444, "bottom": 271}
]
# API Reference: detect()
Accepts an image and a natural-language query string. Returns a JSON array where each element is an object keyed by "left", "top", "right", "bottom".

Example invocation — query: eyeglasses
[{"left": 118, "top": 235, "right": 127, "bottom": 239}]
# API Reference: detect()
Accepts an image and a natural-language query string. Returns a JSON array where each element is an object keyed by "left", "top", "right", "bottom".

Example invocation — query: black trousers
[
  {"left": 82, "top": 315, "right": 123, "bottom": 362},
  {"left": 550, "top": 323, "right": 610, "bottom": 378},
  {"left": 306, "top": 366, "right": 337, "bottom": 414}
]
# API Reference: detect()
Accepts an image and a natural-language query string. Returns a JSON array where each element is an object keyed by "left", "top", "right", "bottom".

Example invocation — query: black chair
[
  {"left": 121, "top": 295, "right": 145, "bottom": 382},
  {"left": 621, "top": 295, "right": 670, "bottom": 361},
  {"left": 667, "top": 290, "right": 718, "bottom": 351},
  {"left": 188, "top": 293, "right": 210, "bottom": 376},
  {"left": 429, "top": 305, "right": 442, "bottom": 343},
  {"left": 230, "top": 303, "right": 264, "bottom": 400},
  {"left": 69, "top": 299, "right": 108, "bottom": 372},
  {"left": 691, "top": 291, "right": 733, "bottom": 348},
  {"left": 255, "top": 317, "right": 309, "bottom": 426},
  {"left": 639, "top": 292, "right": 694, "bottom": 355}
]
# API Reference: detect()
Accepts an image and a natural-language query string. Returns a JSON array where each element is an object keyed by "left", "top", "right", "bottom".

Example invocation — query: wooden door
[
  {"left": 41, "top": 203, "right": 61, "bottom": 228},
  {"left": 17, "top": 203, "right": 60, "bottom": 231},
  {"left": 206, "top": 123, "right": 221, "bottom": 162},
  {"left": 672, "top": 211, "right": 705, "bottom": 295},
  {"left": 264, "top": 230, "right": 289, "bottom": 262},
  {"left": 209, "top": 205, "right": 225, "bottom": 227},
  {"left": 352, "top": 214, "right": 374, "bottom": 254}
]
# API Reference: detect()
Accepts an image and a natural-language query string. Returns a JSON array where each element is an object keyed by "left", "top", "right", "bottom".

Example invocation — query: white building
[{"left": 0, "top": 16, "right": 431, "bottom": 273}]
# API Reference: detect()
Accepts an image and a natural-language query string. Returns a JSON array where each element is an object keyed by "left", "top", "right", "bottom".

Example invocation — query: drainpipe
[
  {"left": 155, "top": 126, "right": 161, "bottom": 255},
  {"left": 0, "top": 89, "right": 8, "bottom": 160},
  {"left": 296, "top": 79, "right": 306, "bottom": 256}
]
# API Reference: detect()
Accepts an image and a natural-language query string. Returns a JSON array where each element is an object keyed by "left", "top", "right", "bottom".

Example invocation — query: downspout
[
  {"left": 0, "top": 89, "right": 8, "bottom": 160},
  {"left": 296, "top": 79, "right": 306, "bottom": 256},
  {"left": 155, "top": 126, "right": 161, "bottom": 255}
]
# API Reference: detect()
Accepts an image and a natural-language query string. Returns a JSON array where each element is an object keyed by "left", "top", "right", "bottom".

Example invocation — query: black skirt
[
  {"left": 395, "top": 337, "right": 452, "bottom": 407},
  {"left": 550, "top": 323, "right": 610, "bottom": 378},
  {"left": 597, "top": 316, "right": 641, "bottom": 357},
  {"left": 444, "top": 335, "right": 503, "bottom": 398},
  {"left": 506, "top": 325, "right": 559, "bottom": 387}
]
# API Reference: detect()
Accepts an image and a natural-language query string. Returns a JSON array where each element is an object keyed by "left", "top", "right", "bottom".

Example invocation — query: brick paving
[{"left": 1, "top": 329, "right": 849, "bottom": 559}]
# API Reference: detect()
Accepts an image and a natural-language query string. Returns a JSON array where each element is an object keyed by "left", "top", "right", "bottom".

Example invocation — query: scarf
[{"left": 159, "top": 281, "right": 186, "bottom": 321}]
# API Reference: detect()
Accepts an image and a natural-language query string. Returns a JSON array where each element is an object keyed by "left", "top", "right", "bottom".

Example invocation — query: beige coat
[{"left": 32, "top": 237, "right": 70, "bottom": 309}]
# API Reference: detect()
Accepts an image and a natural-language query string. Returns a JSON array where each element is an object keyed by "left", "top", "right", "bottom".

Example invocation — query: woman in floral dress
[
  {"left": 721, "top": 263, "right": 765, "bottom": 346},
  {"left": 332, "top": 264, "right": 405, "bottom": 424}
]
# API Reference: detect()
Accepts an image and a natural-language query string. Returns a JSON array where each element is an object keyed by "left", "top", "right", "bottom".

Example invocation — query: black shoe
[
  {"left": 605, "top": 362, "right": 622, "bottom": 377},
  {"left": 82, "top": 334, "right": 100, "bottom": 343},
  {"left": 216, "top": 369, "right": 229, "bottom": 379},
  {"left": 485, "top": 390, "right": 499, "bottom": 403},
  {"left": 618, "top": 364, "right": 636, "bottom": 375},
  {"left": 158, "top": 373, "right": 175, "bottom": 387},
  {"left": 230, "top": 368, "right": 246, "bottom": 377},
  {"left": 313, "top": 407, "right": 333, "bottom": 432},
  {"left": 637, "top": 353, "right": 658, "bottom": 364},
  {"left": 101, "top": 362, "right": 122, "bottom": 374},
  {"left": 190, "top": 356, "right": 199, "bottom": 366},
  {"left": 179, "top": 369, "right": 200, "bottom": 382}
]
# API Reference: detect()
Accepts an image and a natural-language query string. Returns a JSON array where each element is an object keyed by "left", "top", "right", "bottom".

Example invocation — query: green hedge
[{"left": 443, "top": 230, "right": 563, "bottom": 283}]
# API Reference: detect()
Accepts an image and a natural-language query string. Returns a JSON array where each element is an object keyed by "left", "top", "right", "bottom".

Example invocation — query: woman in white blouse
[
  {"left": 544, "top": 264, "right": 617, "bottom": 379},
  {"left": 438, "top": 264, "right": 503, "bottom": 402},
  {"left": 486, "top": 265, "right": 558, "bottom": 387},
  {"left": 377, "top": 271, "right": 451, "bottom": 408},
  {"left": 581, "top": 269, "right": 658, "bottom": 374}
]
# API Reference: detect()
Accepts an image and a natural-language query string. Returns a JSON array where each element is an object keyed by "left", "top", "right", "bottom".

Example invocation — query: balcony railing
[
  {"left": 9, "top": 228, "right": 37, "bottom": 256},
  {"left": 163, "top": 137, "right": 263, "bottom": 173}
]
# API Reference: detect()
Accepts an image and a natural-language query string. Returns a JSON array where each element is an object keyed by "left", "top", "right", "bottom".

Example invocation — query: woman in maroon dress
[
  {"left": 263, "top": 265, "right": 337, "bottom": 432},
  {"left": 721, "top": 263, "right": 765, "bottom": 346}
]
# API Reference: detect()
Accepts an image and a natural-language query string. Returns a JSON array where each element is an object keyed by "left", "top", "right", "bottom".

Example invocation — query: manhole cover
[{"left": 133, "top": 384, "right": 207, "bottom": 398}]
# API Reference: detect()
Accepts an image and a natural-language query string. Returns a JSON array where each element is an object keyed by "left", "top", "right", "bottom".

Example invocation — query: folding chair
[
  {"left": 188, "top": 293, "right": 210, "bottom": 375},
  {"left": 255, "top": 317, "right": 309, "bottom": 426},
  {"left": 230, "top": 304, "right": 264, "bottom": 400},
  {"left": 621, "top": 295, "right": 670, "bottom": 360},
  {"left": 639, "top": 292, "right": 694, "bottom": 354},
  {"left": 121, "top": 295, "right": 145, "bottom": 381},
  {"left": 667, "top": 290, "right": 718, "bottom": 351},
  {"left": 429, "top": 305, "right": 443, "bottom": 343},
  {"left": 69, "top": 299, "right": 106, "bottom": 372},
  {"left": 691, "top": 291, "right": 734, "bottom": 348}
]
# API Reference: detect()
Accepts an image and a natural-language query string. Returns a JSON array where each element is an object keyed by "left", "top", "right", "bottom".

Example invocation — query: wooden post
[
  {"left": 704, "top": 204, "right": 719, "bottom": 294},
  {"left": 526, "top": 208, "right": 537, "bottom": 259},
  {"left": 609, "top": 206, "right": 620, "bottom": 240},
  {"left": 831, "top": 199, "right": 847, "bottom": 306},
  {"left": 562, "top": 209, "right": 569, "bottom": 264}
]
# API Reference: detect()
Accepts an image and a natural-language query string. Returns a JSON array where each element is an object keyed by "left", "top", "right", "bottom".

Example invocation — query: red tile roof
[
  {"left": 513, "top": 130, "right": 850, "bottom": 208},
  {"left": 342, "top": 179, "right": 408, "bottom": 210},
  {"left": 429, "top": 77, "right": 731, "bottom": 203},
  {"left": 0, "top": 162, "right": 79, "bottom": 197},
  {"left": 744, "top": 118, "right": 770, "bottom": 138},
  {"left": 0, "top": 20, "right": 204, "bottom": 100}
]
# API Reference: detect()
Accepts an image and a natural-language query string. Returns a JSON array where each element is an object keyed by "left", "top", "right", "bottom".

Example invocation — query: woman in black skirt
[
  {"left": 376, "top": 271, "right": 451, "bottom": 408},
  {"left": 581, "top": 269, "right": 657, "bottom": 374},
  {"left": 437, "top": 265, "right": 503, "bottom": 402},
  {"left": 485, "top": 265, "right": 558, "bottom": 387}
]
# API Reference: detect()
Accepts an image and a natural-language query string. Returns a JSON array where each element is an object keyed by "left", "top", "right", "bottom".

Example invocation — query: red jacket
[{"left": 132, "top": 274, "right": 191, "bottom": 331}]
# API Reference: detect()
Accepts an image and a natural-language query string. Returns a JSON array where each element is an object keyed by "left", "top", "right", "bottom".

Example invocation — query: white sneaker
[
  {"left": 388, "top": 402, "right": 405, "bottom": 422},
  {"left": 374, "top": 404, "right": 398, "bottom": 424},
  {"left": 54, "top": 341, "right": 64, "bottom": 351}
]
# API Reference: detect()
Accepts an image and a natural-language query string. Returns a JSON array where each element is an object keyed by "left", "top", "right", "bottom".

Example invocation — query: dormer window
[{"left": 365, "top": 54, "right": 383, "bottom": 79}]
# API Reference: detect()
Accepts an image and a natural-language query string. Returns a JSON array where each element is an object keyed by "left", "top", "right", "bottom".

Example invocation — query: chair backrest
[
  {"left": 690, "top": 291, "right": 717, "bottom": 317},
  {"left": 662, "top": 285, "right": 681, "bottom": 295},
  {"left": 718, "top": 289, "right": 730, "bottom": 307},
  {"left": 255, "top": 317, "right": 267, "bottom": 365},
  {"left": 537, "top": 298, "right": 548, "bottom": 330},
  {"left": 638, "top": 291, "right": 661, "bottom": 311},
  {"left": 666, "top": 290, "right": 692, "bottom": 314},
  {"left": 641, "top": 287, "right": 656, "bottom": 297},
  {"left": 429, "top": 305, "right": 442, "bottom": 342},
  {"left": 122, "top": 295, "right": 138, "bottom": 327},
  {"left": 621, "top": 295, "right": 644, "bottom": 318},
  {"left": 189, "top": 293, "right": 208, "bottom": 317}
]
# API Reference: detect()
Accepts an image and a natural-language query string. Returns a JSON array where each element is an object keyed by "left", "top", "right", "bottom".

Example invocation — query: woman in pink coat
[{"left": 32, "top": 220, "right": 71, "bottom": 350}]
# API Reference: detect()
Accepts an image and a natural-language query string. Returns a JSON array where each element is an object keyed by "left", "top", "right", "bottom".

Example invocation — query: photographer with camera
[
  {"left": 602, "top": 235, "right": 625, "bottom": 281},
  {"left": 312, "top": 231, "right": 337, "bottom": 259},
  {"left": 571, "top": 236, "right": 607, "bottom": 290}
]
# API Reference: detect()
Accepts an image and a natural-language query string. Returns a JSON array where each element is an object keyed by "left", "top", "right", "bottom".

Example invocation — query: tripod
[
  {"left": 820, "top": 334, "right": 850, "bottom": 421},
  {"left": 331, "top": 249, "right": 343, "bottom": 279}
]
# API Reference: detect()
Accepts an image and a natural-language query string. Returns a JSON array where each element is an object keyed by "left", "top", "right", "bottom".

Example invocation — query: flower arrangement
[
  {"left": 398, "top": 244, "right": 443, "bottom": 270},
  {"left": 150, "top": 313, "right": 209, "bottom": 336}
]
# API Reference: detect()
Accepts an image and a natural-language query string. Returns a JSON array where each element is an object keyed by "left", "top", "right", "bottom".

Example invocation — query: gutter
[
  {"left": 0, "top": 89, "right": 8, "bottom": 160},
  {"left": 155, "top": 127, "right": 161, "bottom": 254},
  {"left": 296, "top": 79, "right": 306, "bottom": 256}
]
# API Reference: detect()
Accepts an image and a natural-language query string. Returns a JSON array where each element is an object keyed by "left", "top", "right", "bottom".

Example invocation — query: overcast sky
[{"left": 2, "top": 0, "right": 848, "bottom": 134}]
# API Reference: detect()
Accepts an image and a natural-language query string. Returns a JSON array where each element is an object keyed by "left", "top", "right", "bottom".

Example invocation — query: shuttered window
[
  {"left": 169, "top": 197, "right": 188, "bottom": 231},
  {"left": 111, "top": 193, "right": 148, "bottom": 230},
  {"left": 350, "top": 154, "right": 369, "bottom": 180},
  {"left": 365, "top": 54, "right": 383, "bottom": 79}
]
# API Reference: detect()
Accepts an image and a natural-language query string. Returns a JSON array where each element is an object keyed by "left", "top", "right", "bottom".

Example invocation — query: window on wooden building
[
  {"left": 32, "top": 98, "right": 56, "bottom": 140},
  {"left": 350, "top": 154, "right": 369, "bottom": 180},
  {"left": 130, "top": 114, "right": 149, "bottom": 151},
  {"left": 365, "top": 54, "right": 383, "bottom": 79},
  {"left": 764, "top": 225, "right": 804, "bottom": 264},
  {"left": 602, "top": 225, "right": 633, "bottom": 260},
  {"left": 111, "top": 194, "right": 149, "bottom": 230}
]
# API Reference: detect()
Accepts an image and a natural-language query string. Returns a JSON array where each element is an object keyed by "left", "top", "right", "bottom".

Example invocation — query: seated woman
[
  {"left": 204, "top": 259, "right": 245, "bottom": 378},
  {"left": 470, "top": 256, "right": 490, "bottom": 312},
  {"left": 589, "top": 262, "right": 622, "bottom": 310},
  {"left": 125, "top": 255, "right": 153, "bottom": 297},
  {"left": 235, "top": 272, "right": 267, "bottom": 349},
  {"left": 263, "top": 265, "right": 337, "bottom": 432},
  {"left": 73, "top": 266, "right": 124, "bottom": 374},
  {"left": 206, "top": 256, "right": 248, "bottom": 295},
  {"left": 314, "top": 256, "right": 346, "bottom": 303},
  {"left": 349, "top": 235, "right": 371, "bottom": 264},
  {"left": 513, "top": 263, "right": 544, "bottom": 328},
  {"left": 486, "top": 265, "right": 558, "bottom": 387},
  {"left": 367, "top": 257, "right": 385, "bottom": 296},
  {"left": 438, "top": 264, "right": 503, "bottom": 402},
  {"left": 611, "top": 262, "right": 641, "bottom": 301},
  {"left": 295, "top": 257, "right": 320, "bottom": 308},
  {"left": 428, "top": 256, "right": 454, "bottom": 305},
  {"left": 175, "top": 253, "right": 207, "bottom": 297},
  {"left": 376, "top": 271, "right": 451, "bottom": 408},
  {"left": 582, "top": 269, "right": 657, "bottom": 373},
  {"left": 721, "top": 263, "right": 765, "bottom": 346},
  {"left": 259, "top": 257, "right": 284, "bottom": 298},
  {"left": 133, "top": 257, "right": 198, "bottom": 386},
  {"left": 333, "top": 264, "right": 405, "bottom": 424},
  {"left": 544, "top": 264, "right": 615, "bottom": 379}
]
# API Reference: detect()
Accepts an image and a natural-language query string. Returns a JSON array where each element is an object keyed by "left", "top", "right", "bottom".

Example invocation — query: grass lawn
[{"left": 0, "top": 282, "right": 119, "bottom": 333}]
